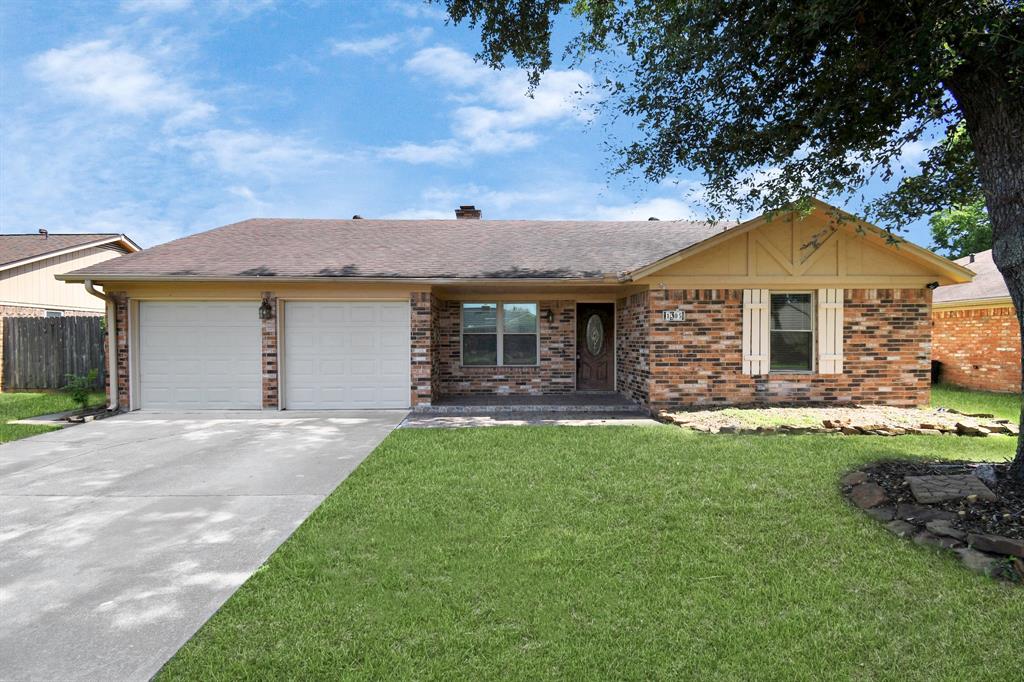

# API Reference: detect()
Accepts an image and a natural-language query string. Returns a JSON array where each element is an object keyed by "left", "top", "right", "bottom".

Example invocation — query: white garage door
[
  {"left": 138, "top": 302, "right": 261, "bottom": 410},
  {"left": 284, "top": 301, "right": 410, "bottom": 409}
]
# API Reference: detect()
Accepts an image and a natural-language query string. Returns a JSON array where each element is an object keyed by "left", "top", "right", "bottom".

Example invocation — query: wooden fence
[{"left": 1, "top": 316, "right": 105, "bottom": 390}]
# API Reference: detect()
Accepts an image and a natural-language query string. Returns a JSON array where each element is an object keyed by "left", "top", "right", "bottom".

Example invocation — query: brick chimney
[{"left": 455, "top": 205, "right": 481, "bottom": 219}]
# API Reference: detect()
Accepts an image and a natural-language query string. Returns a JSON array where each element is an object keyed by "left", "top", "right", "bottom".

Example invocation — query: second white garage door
[{"left": 283, "top": 301, "right": 411, "bottom": 409}]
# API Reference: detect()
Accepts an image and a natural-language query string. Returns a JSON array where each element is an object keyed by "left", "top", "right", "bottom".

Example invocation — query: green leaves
[{"left": 929, "top": 197, "right": 992, "bottom": 259}]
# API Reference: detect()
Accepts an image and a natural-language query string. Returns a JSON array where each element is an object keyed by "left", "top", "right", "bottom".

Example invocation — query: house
[
  {"left": 1, "top": 231, "right": 140, "bottom": 390},
  {"left": 56, "top": 200, "right": 972, "bottom": 413},
  {"left": 1, "top": 231, "right": 140, "bottom": 317},
  {"left": 932, "top": 249, "right": 1021, "bottom": 393}
]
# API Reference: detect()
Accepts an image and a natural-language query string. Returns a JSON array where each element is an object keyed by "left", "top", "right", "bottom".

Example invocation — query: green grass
[
  {"left": 0, "top": 391, "right": 105, "bottom": 443},
  {"left": 159, "top": 427, "right": 1021, "bottom": 681},
  {"left": 931, "top": 382, "right": 1022, "bottom": 422}
]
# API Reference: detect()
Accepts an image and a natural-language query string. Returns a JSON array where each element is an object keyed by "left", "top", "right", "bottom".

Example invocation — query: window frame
[
  {"left": 45, "top": 310, "right": 64, "bottom": 318},
  {"left": 768, "top": 291, "right": 815, "bottom": 374},
  {"left": 460, "top": 301, "right": 540, "bottom": 367}
]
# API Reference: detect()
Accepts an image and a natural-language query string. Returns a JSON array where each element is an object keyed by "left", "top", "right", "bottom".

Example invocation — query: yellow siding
[
  {"left": 0, "top": 247, "right": 123, "bottom": 311},
  {"left": 111, "top": 281, "right": 430, "bottom": 301},
  {"left": 637, "top": 209, "right": 947, "bottom": 288}
]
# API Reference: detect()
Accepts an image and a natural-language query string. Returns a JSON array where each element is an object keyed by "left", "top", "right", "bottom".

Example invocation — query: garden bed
[{"left": 842, "top": 459, "right": 1024, "bottom": 583}]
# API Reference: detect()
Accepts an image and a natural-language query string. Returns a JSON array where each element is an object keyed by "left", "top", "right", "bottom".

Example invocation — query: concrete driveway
[{"left": 0, "top": 410, "right": 405, "bottom": 682}]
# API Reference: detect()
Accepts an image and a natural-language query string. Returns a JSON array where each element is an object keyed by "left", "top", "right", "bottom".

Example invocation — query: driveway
[{"left": 0, "top": 410, "right": 404, "bottom": 682}]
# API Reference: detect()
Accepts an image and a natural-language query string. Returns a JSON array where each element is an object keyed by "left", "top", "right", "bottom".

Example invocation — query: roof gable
[{"left": 628, "top": 200, "right": 973, "bottom": 286}]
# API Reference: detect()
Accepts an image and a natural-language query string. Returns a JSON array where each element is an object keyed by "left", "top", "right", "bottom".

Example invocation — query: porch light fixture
[
  {"left": 544, "top": 308, "right": 555, "bottom": 324},
  {"left": 925, "top": 281, "right": 940, "bottom": 290},
  {"left": 259, "top": 298, "right": 274, "bottom": 320}
]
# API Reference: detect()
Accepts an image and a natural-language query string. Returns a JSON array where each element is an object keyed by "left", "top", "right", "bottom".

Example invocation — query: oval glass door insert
[{"left": 585, "top": 314, "right": 604, "bottom": 355}]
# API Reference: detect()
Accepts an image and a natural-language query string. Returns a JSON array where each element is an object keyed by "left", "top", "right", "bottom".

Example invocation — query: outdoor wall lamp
[
  {"left": 259, "top": 298, "right": 274, "bottom": 320},
  {"left": 544, "top": 308, "right": 555, "bottom": 324},
  {"left": 925, "top": 281, "right": 940, "bottom": 291}
]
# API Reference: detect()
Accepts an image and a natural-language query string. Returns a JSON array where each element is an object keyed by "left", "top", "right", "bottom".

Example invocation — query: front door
[{"left": 576, "top": 303, "right": 614, "bottom": 391}]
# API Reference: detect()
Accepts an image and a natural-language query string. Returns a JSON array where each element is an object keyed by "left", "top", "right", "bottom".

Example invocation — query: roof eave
[
  {"left": 55, "top": 273, "right": 626, "bottom": 285},
  {"left": 2, "top": 234, "right": 140, "bottom": 273}
]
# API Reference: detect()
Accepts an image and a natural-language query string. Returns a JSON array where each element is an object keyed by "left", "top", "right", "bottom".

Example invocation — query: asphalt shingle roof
[
  {"left": 66, "top": 218, "right": 734, "bottom": 280},
  {"left": 1, "top": 234, "right": 125, "bottom": 268},
  {"left": 933, "top": 249, "right": 1011, "bottom": 303}
]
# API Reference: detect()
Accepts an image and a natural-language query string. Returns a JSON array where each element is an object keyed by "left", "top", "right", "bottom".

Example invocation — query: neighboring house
[
  {"left": 932, "top": 249, "right": 1021, "bottom": 393},
  {"left": 1, "top": 232, "right": 140, "bottom": 391},
  {"left": 57, "top": 200, "right": 971, "bottom": 413},
  {"left": 1, "top": 231, "right": 140, "bottom": 317}
]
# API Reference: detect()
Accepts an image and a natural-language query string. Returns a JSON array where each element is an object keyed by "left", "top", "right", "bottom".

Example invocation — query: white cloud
[
  {"left": 387, "top": 1, "right": 446, "bottom": 20},
  {"left": 589, "top": 197, "right": 704, "bottom": 222},
  {"left": 330, "top": 35, "right": 402, "bottom": 56},
  {"left": 329, "top": 27, "right": 432, "bottom": 56},
  {"left": 120, "top": 0, "right": 192, "bottom": 13},
  {"left": 177, "top": 128, "right": 341, "bottom": 179},
  {"left": 378, "top": 141, "right": 462, "bottom": 164},
  {"left": 119, "top": 0, "right": 192, "bottom": 12},
  {"left": 27, "top": 40, "right": 214, "bottom": 126},
  {"left": 381, "top": 46, "right": 595, "bottom": 163}
]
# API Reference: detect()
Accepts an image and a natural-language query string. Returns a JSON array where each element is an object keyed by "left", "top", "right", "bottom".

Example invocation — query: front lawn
[
  {"left": 932, "top": 382, "right": 1022, "bottom": 422},
  {"left": 159, "top": 427, "right": 1021, "bottom": 680},
  {"left": 0, "top": 391, "right": 105, "bottom": 443}
]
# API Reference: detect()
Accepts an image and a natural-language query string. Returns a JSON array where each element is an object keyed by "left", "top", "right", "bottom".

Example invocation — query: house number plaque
[{"left": 662, "top": 310, "right": 686, "bottom": 322}]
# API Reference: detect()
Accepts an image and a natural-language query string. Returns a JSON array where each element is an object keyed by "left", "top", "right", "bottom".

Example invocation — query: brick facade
[
  {"left": 635, "top": 288, "right": 932, "bottom": 411},
  {"left": 932, "top": 303, "right": 1022, "bottom": 393},
  {"left": 616, "top": 291, "right": 649, "bottom": 406},
  {"left": 261, "top": 292, "right": 279, "bottom": 408},
  {"left": 410, "top": 291, "right": 439, "bottom": 406},
  {"left": 112, "top": 293, "right": 131, "bottom": 409},
  {"left": 435, "top": 299, "right": 575, "bottom": 396}
]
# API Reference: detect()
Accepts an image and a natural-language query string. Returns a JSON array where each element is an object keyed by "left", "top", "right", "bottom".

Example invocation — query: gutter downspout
[{"left": 84, "top": 280, "right": 117, "bottom": 411}]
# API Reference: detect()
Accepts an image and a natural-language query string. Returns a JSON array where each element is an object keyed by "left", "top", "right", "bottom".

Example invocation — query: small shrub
[{"left": 63, "top": 369, "right": 98, "bottom": 412}]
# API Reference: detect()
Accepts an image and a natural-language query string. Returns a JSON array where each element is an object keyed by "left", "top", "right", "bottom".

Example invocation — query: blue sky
[{"left": 1, "top": 0, "right": 936, "bottom": 249}]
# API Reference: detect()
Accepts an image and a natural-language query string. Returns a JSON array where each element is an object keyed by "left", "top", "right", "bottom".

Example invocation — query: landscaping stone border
[
  {"left": 841, "top": 461, "right": 1023, "bottom": 583},
  {"left": 657, "top": 405, "right": 1019, "bottom": 437}
]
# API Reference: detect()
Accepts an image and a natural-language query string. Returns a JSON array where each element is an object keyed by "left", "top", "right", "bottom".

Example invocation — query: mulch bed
[
  {"left": 842, "top": 460, "right": 1024, "bottom": 583},
  {"left": 862, "top": 460, "right": 1023, "bottom": 540}
]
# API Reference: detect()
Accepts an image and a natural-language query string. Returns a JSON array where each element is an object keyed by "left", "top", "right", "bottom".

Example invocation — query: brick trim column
[
  {"left": 261, "top": 292, "right": 279, "bottom": 409},
  {"left": 410, "top": 292, "right": 435, "bottom": 407},
  {"left": 111, "top": 293, "right": 131, "bottom": 410}
]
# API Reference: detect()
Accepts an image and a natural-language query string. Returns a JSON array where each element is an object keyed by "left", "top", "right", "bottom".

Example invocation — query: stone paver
[
  {"left": 905, "top": 474, "right": 998, "bottom": 503},
  {"left": 400, "top": 411, "right": 660, "bottom": 429}
]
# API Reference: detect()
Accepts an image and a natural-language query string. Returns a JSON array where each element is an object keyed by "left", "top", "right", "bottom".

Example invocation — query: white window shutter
[
  {"left": 742, "top": 289, "right": 770, "bottom": 375},
  {"left": 817, "top": 288, "right": 844, "bottom": 374}
]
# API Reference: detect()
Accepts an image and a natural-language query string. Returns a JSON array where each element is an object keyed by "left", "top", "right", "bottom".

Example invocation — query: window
[
  {"left": 769, "top": 293, "right": 813, "bottom": 372},
  {"left": 45, "top": 310, "right": 63, "bottom": 318},
  {"left": 462, "top": 302, "right": 538, "bottom": 366}
]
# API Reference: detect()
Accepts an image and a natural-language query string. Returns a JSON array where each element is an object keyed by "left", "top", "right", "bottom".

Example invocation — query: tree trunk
[{"left": 947, "top": 65, "right": 1024, "bottom": 481}]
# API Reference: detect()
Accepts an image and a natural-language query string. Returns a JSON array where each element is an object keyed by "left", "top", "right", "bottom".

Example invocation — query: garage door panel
[
  {"left": 284, "top": 301, "right": 410, "bottom": 410},
  {"left": 139, "top": 302, "right": 261, "bottom": 410}
]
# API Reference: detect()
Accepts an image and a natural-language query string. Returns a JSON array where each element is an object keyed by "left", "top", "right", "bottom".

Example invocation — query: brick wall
[
  {"left": 933, "top": 303, "right": 1022, "bottom": 393},
  {"left": 410, "top": 292, "right": 438, "bottom": 406},
  {"left": 112, "top": 293, "right": 131, "bottom": 409},
  {"left": 436, "top": 300, "right": 575, "bottom": 396},
  {"left": 643, "top": 288, "right": 931, "bottom": 411},
  {"left": 261, "top": 292, "right": 279, "bottom": 408},
  {"left": 616, "top": 291, "right": 650, "bottom": 406}
]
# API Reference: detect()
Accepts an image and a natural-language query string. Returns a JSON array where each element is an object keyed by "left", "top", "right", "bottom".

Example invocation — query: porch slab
[
  {"left": 400, "top": 411, "right": 660, "bottom": 429},
  {"left": 421, "top": 393, "right": 642, "bottom": 414}
]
